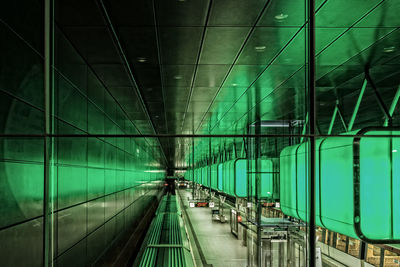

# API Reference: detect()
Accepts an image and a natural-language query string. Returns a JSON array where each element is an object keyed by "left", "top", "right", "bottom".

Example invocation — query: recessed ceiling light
[
  {"left": 232, "top": 83, "right": 238, "bottom": 87},
  {"left": 137, "top": 57, "right": 147, "bottom": 63},
  {"left": 393, "top": 149, "right": 398, "bottom": 153},
  {"left": 255, "top": 46, "right": 266, "bottom": 52},
  {"left": 275, "top": 13, "right": 289, "bottom": 20},
  {"left": 384, "top": 46, "right": 395, "bottom": 53},
  {"left": 174, "top": 75, "right": 183, "bottom": 80}
]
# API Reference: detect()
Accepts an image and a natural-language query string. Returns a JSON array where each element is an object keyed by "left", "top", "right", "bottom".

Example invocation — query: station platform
[{"left": 177, "top": 189, "right": 247, "bottom": 267}]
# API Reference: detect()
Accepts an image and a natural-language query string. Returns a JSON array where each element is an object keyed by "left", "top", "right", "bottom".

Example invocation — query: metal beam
[
  {"left": 300, "top": 113, "right": 309, "bottom": 143},
  {"left": 348, "top": 79, "right": 368, "bottom": 132},
  {"left": 97, "top": 0, "right": 169, "bottom": 167},
  {"left": 384, "top": 85, "right": 400, "bottom": 126},
  {"left": 327, "top": 105, "right": 338, "bottom": 135},
  {"left": 365, "top": 69, "right": 391, "bottom": 121},
  {"left": 337, "top": 106, "right": 348, "bottom": 132}
]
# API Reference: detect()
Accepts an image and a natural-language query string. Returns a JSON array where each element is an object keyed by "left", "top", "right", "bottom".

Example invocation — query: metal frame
[{"left": 44, "top": 0, "right": 55, "bottom": 265}]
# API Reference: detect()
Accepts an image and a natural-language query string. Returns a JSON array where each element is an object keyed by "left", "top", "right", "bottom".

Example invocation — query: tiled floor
[{"left": 178, "top": 189, "right": 248, "bottom": 267}]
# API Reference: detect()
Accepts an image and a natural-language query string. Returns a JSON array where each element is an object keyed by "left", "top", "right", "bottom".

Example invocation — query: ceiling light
[
  {"left": 384, "top": 46, "right": 395, "bottom": 53},
  {"left": 250, "top": 120, "right": 304, "bottom": 128},
  {"left": 275, "top": 13, "right": 289, "bottom": 20},
  {"left": 255, "top": 46, "right": 266, "bottom": 52},
  {"left": 174, "top": 75, "right": 183, "bottom": 80},
  {"left": 232, "top": 83, "right": 238, "bottom": 87},
  {"left": 393, "top": 149, "right": 398, "bottom": 153},
  {"left": 137, "top": 57, "right": 147, "bottom": 63},
  {"left": 147, "top": 87, "right": 153, "bottom": 92}
]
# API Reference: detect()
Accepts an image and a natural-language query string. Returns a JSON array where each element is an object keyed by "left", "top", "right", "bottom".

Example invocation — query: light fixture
[
  {"left": 393, "top": 149, "right": 398, "bottom": 153},
  {"left": 137, "top": 57, "right": 147, "bottom": 63},
  {"left": 250, "top": 120, "right": 304, "bottom": 128},
  {"left": 384, "top": 46, "right": 395, "bottom": 53},
  {"left": 174, "top": 75, "right": 183, "bottom": 80},
  {"left": 255, "top": 46, "right": 266, "bottom": 52},
  {"left": 275, "top": 13, "right": 289, "bottom": 20},
  {"left": 147, "top": 87, "right": 153, "bottom": 92},
  {"left": 232, "top": 83, "right": 238, "bottom": 87}
]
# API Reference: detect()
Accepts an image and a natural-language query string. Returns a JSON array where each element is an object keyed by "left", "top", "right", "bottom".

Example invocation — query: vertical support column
[
  {"left": 44, "top": 0, "right": 54, "bottom": 266},
  {"left": 192, "top": 138, "right": 195, "bottom": 199},
  {"left": 209, "top": 137, "right": 212, "bottom": 198},
  {"left": 379, "top": 247, "right": 385, "bottom": 267},
  {"left": 307, "top": 0, "right": 316, "bottom": 266},
  {"left": 255, "top": 119, "right": 262, "bottom": 267}
]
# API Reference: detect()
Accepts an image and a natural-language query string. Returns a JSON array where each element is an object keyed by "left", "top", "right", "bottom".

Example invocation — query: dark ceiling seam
[
  {"left": 193, "top": 0, "right": 272, "bottom": 134},
  {"left": 152, "top": 0, "right": 172, "bottom": 165},
  {"left": 97, "top": 0, "right": 169, "bottom": 167},
  {"left": 179, "top": 0, "right": 213, "bottom": 134},
  {"left": 205, "top": 0, "right": 387, "bottom": 134}
]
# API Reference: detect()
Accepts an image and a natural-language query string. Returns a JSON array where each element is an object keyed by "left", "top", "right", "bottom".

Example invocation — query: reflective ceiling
[{"left": 56, "top": 0, "right": 400, "bottom": 167}]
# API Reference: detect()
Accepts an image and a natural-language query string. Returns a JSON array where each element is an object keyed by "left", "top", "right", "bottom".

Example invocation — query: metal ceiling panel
[
  {"left": 208, "top": 0, "right": 267, "bottom": 26},
  {"left": 236, "top": 27, "right": 298, "bottom": 65},
  {"left": 193, "top": 65, "right": 230, "bottom": 87},
  {"left": 257, "top": 0, "right": 306, "bottom": 27},
  {"left": 107, "top": 0, "right": 154, "bottom": 26},
  {"left": 117, "top": 27, "right": 159, "bottom": 65},
  {"left": 61, "top": 27, "right": 121, "bottom": 64},
  {"left": 91, "top": 64, "right": 132, "bottom": 87},
  {"left": 163, "top": 65, "right": 195, "bottom": 87},
  {"left": 355, "top": 0, "right": 400, "bottom": 27},
  {"left": 155, "top": 0, "right": 210, "bottom": 26},
  {"left": 199, "top": 27, "right": 251, "bottom": 64},
  {"left": 159, "top": 27, "right": 203, "bottom": 64},
  {"left": 191, "top": 87, "right": 219, "bottom": 102},
  {"left": 316, "top": 0, "right": 382, "bottom": 28},
  {"left": 132, "top": 66, "right": 162, "bottom": 88},
  {"left": 224, "top": 65, "right": 265, "bottom": 88},
  {"left": 56, "top": 0, "right": 105, "bottom": 26}
]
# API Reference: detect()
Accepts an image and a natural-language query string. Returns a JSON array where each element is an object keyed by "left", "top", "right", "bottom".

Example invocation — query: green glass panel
[
  {"left": 359, "top": 131, "right": 400, "bottom": 240},
  {"left": 217, "top": 164, "right": 223, "bottom": 191},
  {"left": 279, "top": 145, "right": 299, "bottom": 218},
  {"left": 211, "top": 164, "right": 218, "bottom": 190},
  {"left": 320, "top": 137, "right": 356, "bottom": 237},
  {"left": 259, "top": 159, "right": 274, "bottom": 199},
  {"left": 235, "top": 159, "right": 247, "bottom": 197}
]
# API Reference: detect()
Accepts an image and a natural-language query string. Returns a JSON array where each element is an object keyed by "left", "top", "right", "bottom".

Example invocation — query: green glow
[
  {"left": 280, "top": 130, "right": 400, "bottom": 241},
  {"left": 190, "top": 158, "right": 275, "bottom": 199}
]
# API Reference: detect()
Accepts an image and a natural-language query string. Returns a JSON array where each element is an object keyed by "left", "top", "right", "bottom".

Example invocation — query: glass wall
[{"left": 0, "top": 1, "right": 165, "bottom": 266}]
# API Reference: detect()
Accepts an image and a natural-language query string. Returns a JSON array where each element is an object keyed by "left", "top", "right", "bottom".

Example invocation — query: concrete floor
[{"left": 178, "top": 189, "right": 248, "bottom": 267}]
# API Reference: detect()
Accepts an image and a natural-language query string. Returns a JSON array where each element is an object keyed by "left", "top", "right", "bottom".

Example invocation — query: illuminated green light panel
[{"left": 186, "top": 130, "right": 400, "bottom": 242}]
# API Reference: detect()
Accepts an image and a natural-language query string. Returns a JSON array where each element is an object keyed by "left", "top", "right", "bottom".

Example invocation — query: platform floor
[{"left": 178, "top": 189, "right": 247, "bottom": 267}]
